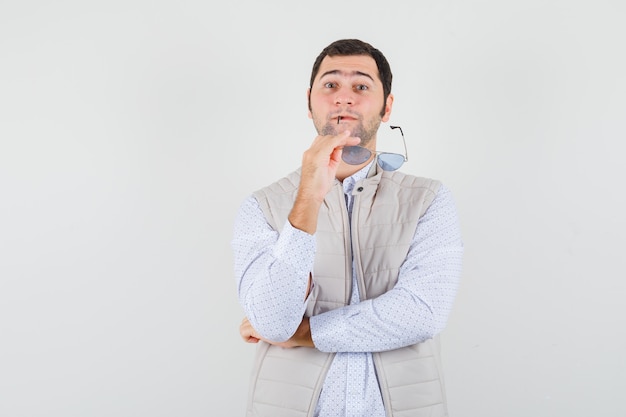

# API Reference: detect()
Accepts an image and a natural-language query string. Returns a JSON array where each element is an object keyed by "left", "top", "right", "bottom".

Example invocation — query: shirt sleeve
[
  {"left": 231, "top": 195, "right": 316, "bottom": 342},
  {"left": 309, "top": 185, "right": 464, "bottom": 353}
]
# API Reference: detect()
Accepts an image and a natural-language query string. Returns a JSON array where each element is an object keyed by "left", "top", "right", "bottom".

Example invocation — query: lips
[{"left": 336, "top": 115, "right": 357, "bottom": 122}]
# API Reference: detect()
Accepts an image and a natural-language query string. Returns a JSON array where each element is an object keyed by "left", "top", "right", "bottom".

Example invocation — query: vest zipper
[
  {"left": 350, "top": 186, "right": 367, "bottom": 302},
  {"left": 352, "top": 180, "right": 393, "bottom": 416},
  {"left": 338, "top": 182, "right": 353, "bottom": 305}
]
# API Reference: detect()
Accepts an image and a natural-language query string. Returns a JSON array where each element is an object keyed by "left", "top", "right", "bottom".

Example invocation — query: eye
[
  {"left": 355, "top": 84, "right": 369, "bottom": 91},
  {"left": 324, "top": 82, "right": 337, "bottom": 88}
]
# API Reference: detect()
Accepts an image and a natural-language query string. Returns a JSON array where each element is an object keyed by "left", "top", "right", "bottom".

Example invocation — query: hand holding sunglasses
[{"left": 341, "top": 126, "right": 408, "bottom": 171}]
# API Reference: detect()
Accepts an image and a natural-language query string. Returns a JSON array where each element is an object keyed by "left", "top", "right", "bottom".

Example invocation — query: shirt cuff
[{"left": 309, "top": 304, "right": 364, "bottom": 352}]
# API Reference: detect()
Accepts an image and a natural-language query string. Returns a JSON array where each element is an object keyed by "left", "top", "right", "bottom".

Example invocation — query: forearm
[
  {"left": 233, "top": 197, "right": 316, "bottom": 342},
  {"left": 310, "top": 246, "right": 463, "bottom": 352},
  {"left": 239, "top": 256, "right": 311, "bottom": 342},
  {"left": 288, "top": 195, "right": 322, "bottom": 235},
  {"left": 310, "top": 185, "right": 464, "bottom": 353}
]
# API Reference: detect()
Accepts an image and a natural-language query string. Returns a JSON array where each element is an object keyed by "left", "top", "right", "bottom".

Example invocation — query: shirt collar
[{"left": 342, "top": 160, "right": 375, "bottom": 195}]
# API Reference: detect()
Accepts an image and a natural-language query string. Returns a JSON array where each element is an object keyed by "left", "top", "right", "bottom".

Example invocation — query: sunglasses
[{"left": 341, "top": 125, "right": 408, "bottom": 171}]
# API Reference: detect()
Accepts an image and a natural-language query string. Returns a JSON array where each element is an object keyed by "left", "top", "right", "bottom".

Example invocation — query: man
[{"left": 232, "top": 39, "right": 463, "bottom": 417}]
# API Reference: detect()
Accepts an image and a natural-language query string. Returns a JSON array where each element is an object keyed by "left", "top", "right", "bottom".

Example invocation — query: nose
[{"left": 334, "top": 87, "right": 355, "bottom": 106}]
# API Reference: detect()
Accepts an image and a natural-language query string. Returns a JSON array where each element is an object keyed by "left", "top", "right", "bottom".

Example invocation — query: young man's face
[{"left": 308, "top": 54, "right": 393, "bottom": 149}]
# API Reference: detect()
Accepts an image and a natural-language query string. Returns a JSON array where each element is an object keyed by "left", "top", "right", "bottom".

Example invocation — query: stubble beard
[{"left": 314, "top": 113, "right": 382, "bottom": 148}]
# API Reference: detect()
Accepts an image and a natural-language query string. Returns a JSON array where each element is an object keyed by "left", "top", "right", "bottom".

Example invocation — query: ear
[
  {"left": 306, "top": 88, "right": 312, "bottom": 119},
  {"left": 381, "top": 93, "right": 394, "bottom": 122}
]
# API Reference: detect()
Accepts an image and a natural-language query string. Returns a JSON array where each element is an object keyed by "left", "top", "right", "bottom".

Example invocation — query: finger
[
  {"left": 240, "top": 318, "right": 264, "bottom": 344},
  {"left": 313, "top": 130, "right": 353, "bottom": 149},
  {"left": 344, "top": 136, "right": 361, "bottom": 146},
  {"left": 330, "top": 146, "right": 343, "bottom": 163},
  {"left": 331, "top": 136, "right": 360, "bottom": 161},
  {"left": 241, "top": 330, "right": 258, "bottom": 343},
  {"left": 332, "top": 134, "right": 361, "bottom": 154},
  {"left": 240, "top": 320, "right": 253, "bottom": 341},
  {"left": 315, "top": 133, "right": 361, "bottom": 160},
  {"left": 331, "top": 130, "right": 356, "bottom": 147}
]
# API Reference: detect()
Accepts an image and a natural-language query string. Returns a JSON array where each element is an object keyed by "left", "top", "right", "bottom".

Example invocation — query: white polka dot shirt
[{"left": 232, "top": 162, "right": 464, "bottom": 417}]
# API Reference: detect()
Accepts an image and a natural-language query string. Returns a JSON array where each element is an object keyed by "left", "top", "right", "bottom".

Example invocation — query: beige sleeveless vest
[{"left": 248, "top": 162, "right": 447, "bottom": 417}]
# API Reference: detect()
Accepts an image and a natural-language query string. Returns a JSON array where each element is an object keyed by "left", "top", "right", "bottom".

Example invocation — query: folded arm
[
  {"left": 233, "top": 131, "right": 361, "bottom": 343},
  {"left": 232, "top": 196, "right": 315, "bottom": 342},
  {"left": 310, "top": 185, "right": 464, "bottom": 353}
]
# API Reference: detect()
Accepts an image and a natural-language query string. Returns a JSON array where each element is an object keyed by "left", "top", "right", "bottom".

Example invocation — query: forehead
[{"left": 315, "top": 55, "right": 380, "bottom": 83}]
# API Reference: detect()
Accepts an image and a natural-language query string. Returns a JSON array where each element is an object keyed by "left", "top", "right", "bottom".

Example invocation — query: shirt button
[{"left": 357, "top": 187, "right": 364, "bottom": 192}]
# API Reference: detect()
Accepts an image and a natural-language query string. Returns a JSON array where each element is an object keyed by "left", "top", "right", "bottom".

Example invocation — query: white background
[{"left": 1, "top": 1, "right": 625, "bottom": 416}]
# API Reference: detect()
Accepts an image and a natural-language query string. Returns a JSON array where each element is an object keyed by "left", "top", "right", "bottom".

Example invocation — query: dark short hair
[{"left": 309, "top": 39, "right": 393, "bottom": 105}]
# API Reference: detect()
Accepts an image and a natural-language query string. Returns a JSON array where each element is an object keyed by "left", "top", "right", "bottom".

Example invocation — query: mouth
[{"left": 336, "top": 115, "right": 357, "bottom": 124}]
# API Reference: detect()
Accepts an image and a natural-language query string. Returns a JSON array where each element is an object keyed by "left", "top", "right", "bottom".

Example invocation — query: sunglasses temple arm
[{"left": 390, "top": 126, "right": 408, "bottom": 162}]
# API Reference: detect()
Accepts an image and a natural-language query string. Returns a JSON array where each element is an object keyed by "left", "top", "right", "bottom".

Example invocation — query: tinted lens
[
  {"left": 342, "top": 146, "right": 372, "bottom": 165},
  {"left": 377, "top": 153, "right": 405, "bottom": 171}
]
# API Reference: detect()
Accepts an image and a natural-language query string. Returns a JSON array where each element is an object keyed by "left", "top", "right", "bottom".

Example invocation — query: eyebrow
[{"left": 318, "top": 69, "right": 375, "bottom": 82}]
